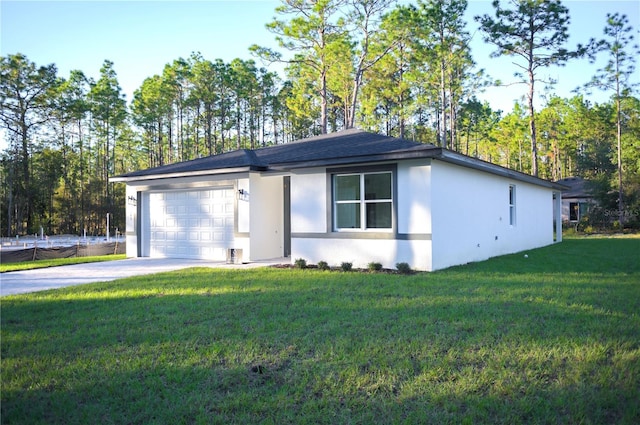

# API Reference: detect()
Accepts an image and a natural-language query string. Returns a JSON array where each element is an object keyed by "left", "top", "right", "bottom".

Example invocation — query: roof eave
[
  {"left": 110, "top": 165, "right": 266, "bottom": 183},
  {"left": 269, "top": 147, "right": 442, "bottom": 170}
]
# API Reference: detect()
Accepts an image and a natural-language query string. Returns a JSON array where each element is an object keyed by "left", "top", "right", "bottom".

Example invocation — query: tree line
[{"left": 1, "top": 0, "right": 638, "bottom": 237}]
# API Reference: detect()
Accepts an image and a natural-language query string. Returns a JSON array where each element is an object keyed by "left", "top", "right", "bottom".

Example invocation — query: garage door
[{"left": 149, "top": 188, "right": 234, "bottom": 260}]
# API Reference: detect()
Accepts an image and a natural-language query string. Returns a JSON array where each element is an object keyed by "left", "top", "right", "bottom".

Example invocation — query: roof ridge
[{"left": 252, "top": 128, "right": 369, "bottom": 151}]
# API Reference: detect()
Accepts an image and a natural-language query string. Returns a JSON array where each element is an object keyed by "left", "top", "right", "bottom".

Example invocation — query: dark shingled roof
[
  {"left": 112, "top": 128, "right": 567, "bottom": 191},
  {"left": 253, "top": 128, "right": 430, "bottom": 166},
  {"left": 557, "top": 177, "right": 592, "bottom": 198},
  {"left": 116, "top": 148, "right": 267, "bottom": 178},
  {"left": 114, "top": 129, "right": 434, "bottom": 179}
]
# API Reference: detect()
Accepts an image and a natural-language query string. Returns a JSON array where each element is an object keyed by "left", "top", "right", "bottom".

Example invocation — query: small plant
[
  {"left": 294, "top": 258, "right": 307, "bottom": 269},
  {"left": 395, "top": 262, "right": 412, "bottom": 274},
  {"left": 317, "top": 260, "right": 329, "bottom": 271},
  {"left": 368, "top": 262, "right": 383, "bottom": 272},
  {"left": 340, "top": 262, "right": 353, "bottom": 272}
]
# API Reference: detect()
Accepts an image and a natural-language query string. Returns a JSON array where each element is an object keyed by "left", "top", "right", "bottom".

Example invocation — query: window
[
  {"left": 509, "top": 185, "right": 516, "bottom": 226},
  {"left": 334, "top": 172, "right": 392, "bottom": 230},
  {"left": 570, "top": 202, "right": 590, "bottom": 222},
  {"left": 569, "top": 202, "right": 579, "bottom": 221}
]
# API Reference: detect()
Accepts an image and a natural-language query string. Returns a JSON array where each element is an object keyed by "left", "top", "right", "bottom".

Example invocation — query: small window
[
  {"left": 509, "top": 185, "right": 516, "bottom": 226},
  {"left": 334, "top": 172, "right": 392, "bottom": 230},
  {"left": 569, "top": 202, "right": 579, "bottom": 221}
]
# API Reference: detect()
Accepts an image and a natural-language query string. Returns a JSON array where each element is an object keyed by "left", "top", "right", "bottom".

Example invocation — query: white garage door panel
[{"left": 149, "top": 188, "right": 234, "bottom": 260}]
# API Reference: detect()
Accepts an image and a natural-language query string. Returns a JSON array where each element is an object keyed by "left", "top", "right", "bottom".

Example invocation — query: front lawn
[
  {"left": 1, "top": 238, "right": 639, "bottom": 424},
  {"left": 0, "top": 254, "right": 126, "bottom": 273}
]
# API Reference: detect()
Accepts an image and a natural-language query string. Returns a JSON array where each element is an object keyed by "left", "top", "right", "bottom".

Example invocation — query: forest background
[{"left": 1, "top": 0, "right": 639, "bottom": 237}]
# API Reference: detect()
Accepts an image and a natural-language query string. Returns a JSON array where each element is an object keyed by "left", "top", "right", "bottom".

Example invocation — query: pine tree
[
  {"left": 0, "top": 53, "right": 59, "bottom": 234},
  {"left": 476, "top": 0, "right": 587, "bottom": 176},
  {"left": 587, "top": 13, "right": 639, "bottom": 225}
]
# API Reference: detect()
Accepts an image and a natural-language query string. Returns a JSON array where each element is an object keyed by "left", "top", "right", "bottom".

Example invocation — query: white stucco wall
[
  {"left": 290, "top": 169, "right": 328, "bottom": 233},
  {"left": 397, "top": 160, "right": 432, "bottom": 235},
  {"left": 139, "top": 192, "right": 150, "bottom": 257},
  {"left": 237, "top": 178, "right": 250, "bottom": 233},
  {"left": 292, "top": 238, "right": 431, "bottom": 270},
  {"left": 125, "top": 185, "right": 138, "bottom": 258},
  {"left": 248, "top": 173, "right": 284, "bottom": 260},
  {"left": 396, "top": 160, "right": 433, "bottom": 270},
  {"left": 430, "top": 161, "right": 555, "bottom": 270}
]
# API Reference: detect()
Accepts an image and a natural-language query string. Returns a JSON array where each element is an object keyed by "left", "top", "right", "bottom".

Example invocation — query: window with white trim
[
  {"left": 509, "top": 184, "right": 516, "bottom": 226},
  {"left": 334, "top": 172, "right": 393, "bottom": 230}
]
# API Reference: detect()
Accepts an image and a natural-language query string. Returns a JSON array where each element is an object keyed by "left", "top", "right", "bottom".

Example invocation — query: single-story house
[
  {"left": 111, "top": 129, "right": 565, "bottom": 271},
  {"left": 557, "top": 177, "right": 594, "bottom": 223}
]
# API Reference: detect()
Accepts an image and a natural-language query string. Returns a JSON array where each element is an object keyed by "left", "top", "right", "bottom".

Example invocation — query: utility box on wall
[{"left": 226, "top": 248, "right": 243, "bottom": 264}]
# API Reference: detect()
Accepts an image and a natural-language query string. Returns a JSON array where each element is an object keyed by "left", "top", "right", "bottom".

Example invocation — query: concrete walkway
[{"left": 0, "top": 257, "right": 288, "bottom": 296}]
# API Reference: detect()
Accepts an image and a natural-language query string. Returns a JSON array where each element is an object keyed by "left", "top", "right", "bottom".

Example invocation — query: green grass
[
  {"left": 2, "top": 238, "right": 639, "bottom": 424},
  {"left": 0, "top": 254, "right": 126, "bottom": 272}
]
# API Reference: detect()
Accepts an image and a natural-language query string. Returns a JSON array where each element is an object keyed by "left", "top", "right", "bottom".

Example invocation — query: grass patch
[
  {"left": 2, "top": 238, "right": 639, "bottom": 424},
  {"left": 0, "top": 254, "right": 126, "bottom": 273}
]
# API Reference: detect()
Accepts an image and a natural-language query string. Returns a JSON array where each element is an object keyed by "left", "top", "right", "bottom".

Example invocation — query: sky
[{"left": 1, "top": 0, "right": 639, "bottom": 118}]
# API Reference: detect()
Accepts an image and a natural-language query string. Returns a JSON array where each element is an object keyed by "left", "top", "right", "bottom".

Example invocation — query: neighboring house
[
  {"left": 111, "top": 129, "right": 564, "bottom": 271},
  {"left": 557, "top": 177, "right": 594, "bottom": 223}
]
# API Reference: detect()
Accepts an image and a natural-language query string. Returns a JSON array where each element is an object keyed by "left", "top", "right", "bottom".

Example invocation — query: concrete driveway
[{"left": 0, "top": 257, "right": 287, "bottom": 296}]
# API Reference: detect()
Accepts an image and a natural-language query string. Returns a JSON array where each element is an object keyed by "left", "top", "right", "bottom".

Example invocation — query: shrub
[
  {"left": 317, "top": 260, "right": 329, "bottom": 271},
  {"left": 340, "top": 262, "right": 353, "bottom": 272},
  {"left": 368, "top": 262, "right": 383, "bottom": 272},
  {"left": 395, "top": 262, "right": 412, "bottom": 274},
  {"left": 294, "top": 258, "right": 307, "bottom": 269},
  {"left": 563, "top": 226, "right": 579, "bottom": 237}
]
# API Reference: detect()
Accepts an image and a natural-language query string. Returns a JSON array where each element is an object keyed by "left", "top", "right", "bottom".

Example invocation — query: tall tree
[
  {"left": 587, "top": 13, "right": 639, "bottom": 224},
  {"left": 458, "top": 97, "right": 500, "bottom": 158},
  {"left": 491, "top": 102, "right": 528, "bottom": 172},
  {"left": 282, "top": 58, "right": 324, "bottom": 138},
  {"left": 230, "top": 59, "right": 260, "bottom": 149},
  {"left": 252, "top": 0, "right": 346, "bottom": 134},
  {"left": 88, "top": 60, "right": 127, "bottom": 229},
  {"left": 361, "top": 4, "right": 418, "bottom": 138},
  {"left": 476, "top": 0, "right": 585, "bottom": 176},
  {"left": 189, "top": 57, "right": 219, "bottom": 156},
  {"left": 326, "top": 35, "right": 356, "bottom": 130},
  {"left": 162, "top": 59, "right": 192, "bottom": 163},
  {"left": 418, "top": 0, "right": 472, "bottom": 149},
  {"left": 575, "top": 101, "right": 616, "bottom": 179},
  {"left": 132, "top": 74, "right": 172, "bottom": 167},
  {"left": 50, "top": 70, "right": 91, "bottom": 233},
  {"left": 212, "top": 59, "right": 234, "bottom": 152},
  {"left": 0, "top": 53, "right": 58, "bottom": 234},
  {"left": 256, "top": 67, "right": 282, "bottom": 145},
  {"left": 343, "top": 0, "right": 396, "bottom": 129},
  {"left": 32, "top": 147, "right": 63, "bottom": 233}
]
